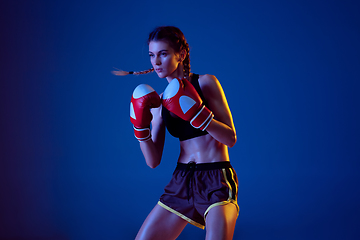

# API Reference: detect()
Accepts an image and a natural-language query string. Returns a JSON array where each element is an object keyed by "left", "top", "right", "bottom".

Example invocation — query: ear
[{"left": 179, "top": 49, "right": 187, "bottom": 62}]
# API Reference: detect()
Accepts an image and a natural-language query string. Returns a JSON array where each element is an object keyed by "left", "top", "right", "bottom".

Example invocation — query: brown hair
[{"left": 147, "top": 26, "right": 190, "bottom": 79}]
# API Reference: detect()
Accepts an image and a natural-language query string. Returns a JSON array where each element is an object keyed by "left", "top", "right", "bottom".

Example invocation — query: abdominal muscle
[{"left": 177, "top": 134, "right": 230, "bottom": 164}]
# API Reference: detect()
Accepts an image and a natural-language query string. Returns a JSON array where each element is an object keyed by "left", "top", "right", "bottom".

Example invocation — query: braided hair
[{"left": 112, "top": 26, "right": 191, "bottom": 79}]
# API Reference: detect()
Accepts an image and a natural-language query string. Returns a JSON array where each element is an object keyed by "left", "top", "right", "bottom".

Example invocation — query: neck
[{"left": 166, "top": 64, "right": 185, "bottom": 83}]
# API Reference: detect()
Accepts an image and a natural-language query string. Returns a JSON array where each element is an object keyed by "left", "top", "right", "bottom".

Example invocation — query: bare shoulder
[
  {"left": 197, "top": 74, "right": 223, "bottom": 97},
  {"left": 198, "top": 74, "right": 218, "bottom": 85}
]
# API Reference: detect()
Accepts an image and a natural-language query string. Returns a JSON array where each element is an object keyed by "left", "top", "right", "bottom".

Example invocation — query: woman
[{"left": 114, "top": 26, "right": 238, "bottom": 240}]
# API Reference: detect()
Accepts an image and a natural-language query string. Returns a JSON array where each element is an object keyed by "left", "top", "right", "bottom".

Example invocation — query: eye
[
  {"left": 161, "top": 52, "right": 167, "bottom": 56},
  {"left": 149, "top": 53, "right": 154, "bottom": 58}
]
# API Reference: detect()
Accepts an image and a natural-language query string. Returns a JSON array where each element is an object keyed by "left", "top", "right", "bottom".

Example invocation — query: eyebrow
[{"left": 149, "top": 50, "right": 168, "bottom": 54}]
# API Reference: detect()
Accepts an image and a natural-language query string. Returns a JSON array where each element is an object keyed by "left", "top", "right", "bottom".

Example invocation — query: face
[{"left": 149, "top": 41, "right": 183, "bottom": 81}]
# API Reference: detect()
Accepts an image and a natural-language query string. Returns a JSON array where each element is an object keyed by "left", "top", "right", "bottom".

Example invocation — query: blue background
[{"left": 1, "top": 0, "right": 359, "bottom": 239}]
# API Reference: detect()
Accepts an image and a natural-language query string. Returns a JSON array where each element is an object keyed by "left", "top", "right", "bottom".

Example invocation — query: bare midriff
[{"left": 178, "top": 134, "right": 230, "bottom": 164}]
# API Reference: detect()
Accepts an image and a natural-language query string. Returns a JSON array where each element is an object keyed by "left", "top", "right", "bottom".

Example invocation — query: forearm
[
  {"left": 140, "top": 139, "right": 162, "bottom": 168},
  {"left": 139, "top": 120, "right": 165, "bottom": 168},
  {"left": 129, "top": 83, "right": 163, "bottom": 168},
  {"left": 205, "top": 119, "right": 237, "bottom": 148}
]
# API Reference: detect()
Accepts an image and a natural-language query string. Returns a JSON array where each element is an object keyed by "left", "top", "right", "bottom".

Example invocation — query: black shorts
[{"left": 158, "top": 161, "right": 239, "bottom": 229}]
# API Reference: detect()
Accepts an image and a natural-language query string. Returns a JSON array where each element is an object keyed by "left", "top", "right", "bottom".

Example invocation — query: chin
[{"left": 156, "top": 73, "right": 167, "bottom": 78}]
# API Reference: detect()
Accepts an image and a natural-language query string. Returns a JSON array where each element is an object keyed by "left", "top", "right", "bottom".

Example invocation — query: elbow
[
  {"left": 147, "top": 162, "right": 160, "bottom": 169},
  {"left": 145, "top": 157, "right": 161, "bottom": 169},
  {"left": 227, "top": 132, "right": 237, "bottom": 148}
]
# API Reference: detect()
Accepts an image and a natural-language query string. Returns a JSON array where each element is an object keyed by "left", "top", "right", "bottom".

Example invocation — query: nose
[{"left": 155, "top": 56, "right": 161, "bottom": 65}]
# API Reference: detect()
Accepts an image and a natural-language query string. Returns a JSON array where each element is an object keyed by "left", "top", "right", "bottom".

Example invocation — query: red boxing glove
[
  {"left": 162, "top": 78, "right": 214, "bottom": 131},
  {"left": 130, "top": 84, "right": 161, "bottom": 141}
]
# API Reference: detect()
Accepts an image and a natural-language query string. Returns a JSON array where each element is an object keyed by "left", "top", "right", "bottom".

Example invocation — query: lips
[{"left": 156, "top": 68, "right": 163, "bottom": 73}]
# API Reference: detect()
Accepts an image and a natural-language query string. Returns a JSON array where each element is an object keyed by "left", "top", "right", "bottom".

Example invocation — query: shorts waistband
[{"left": 176, "top": 161, "right": 232, "bottom": 171}]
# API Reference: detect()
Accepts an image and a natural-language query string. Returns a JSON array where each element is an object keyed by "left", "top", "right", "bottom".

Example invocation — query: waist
[
  {"left": 178, "top": 135, "right": 230, "bottom": 163},
  {"left": 176, "top": 161, "right": 232, "bottom": 171}
]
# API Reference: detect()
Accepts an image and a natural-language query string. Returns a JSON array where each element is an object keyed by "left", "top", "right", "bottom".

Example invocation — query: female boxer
[{"left": 114, "top": 26, "right": 238, "bottom": 240}]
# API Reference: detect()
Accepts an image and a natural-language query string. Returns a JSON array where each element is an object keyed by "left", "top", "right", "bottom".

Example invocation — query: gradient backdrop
[{"left": 1, "top": 0, "right": 359, "bottom": 239}]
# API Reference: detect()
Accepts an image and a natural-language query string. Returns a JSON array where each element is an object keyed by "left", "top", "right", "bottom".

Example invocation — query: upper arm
[{"left": 199, "top": 74, "right": 236, "bottom": 133}]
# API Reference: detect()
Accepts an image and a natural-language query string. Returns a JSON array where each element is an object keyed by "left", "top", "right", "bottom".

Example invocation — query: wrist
[
  {"left": 133, "top": 126, "right": 151, "bottom": 142},
  {"left": 190, "top": 106, "right": 214, "bottom": 131}
]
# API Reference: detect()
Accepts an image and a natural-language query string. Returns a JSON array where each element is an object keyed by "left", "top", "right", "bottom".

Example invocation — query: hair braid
[
  {"left": 112, "top": 26, "right": 191, "bottom": 79},
  {"left": 112, "top": 68, "right": 154, "bottom": 76},
  {"left": 182, "top": 42, "right": 191, "bottom": 79},
  {"left": 148, "top": 26, "right": 191, "bottom": 79}
]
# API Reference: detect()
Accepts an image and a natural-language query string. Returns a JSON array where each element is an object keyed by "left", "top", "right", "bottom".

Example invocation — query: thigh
[
  {"left": 205, "top": 203, "right": 238, "bottom": 240},
  {"left": 135, "top": 204, "right": 188, "bottom": 240}
]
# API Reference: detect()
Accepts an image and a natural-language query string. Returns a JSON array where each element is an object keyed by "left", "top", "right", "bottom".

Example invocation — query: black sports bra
[{"left": 162, "top": 74, "right": 209, "bottom": 141}]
